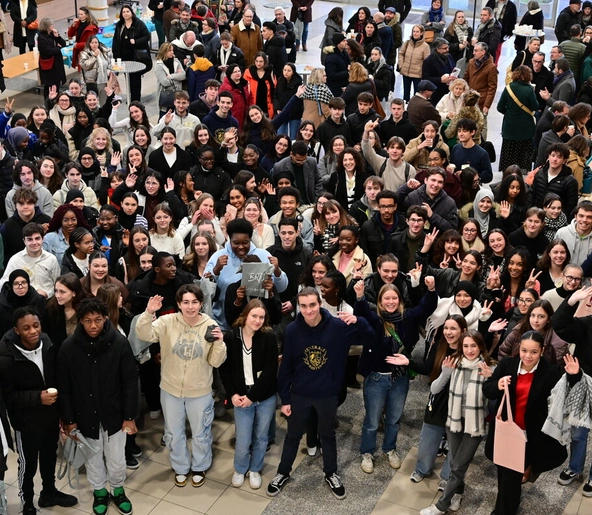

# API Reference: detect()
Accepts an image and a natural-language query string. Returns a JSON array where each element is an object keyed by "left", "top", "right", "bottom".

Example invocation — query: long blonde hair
[{"left": 88, "top": 127, "right": 113, "bottom": 153}]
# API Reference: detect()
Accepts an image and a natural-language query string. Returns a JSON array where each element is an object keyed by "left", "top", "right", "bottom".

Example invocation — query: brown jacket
[
  {"left": 398, "top": 38, "right": 430, "bottom": 78},
  {"left": 163, "top": 8, "right": 181, "bottom": 42},
  {"left": 230, "top": 20, "right": 263, "bottom": 67},
  {"left": 403, "top": 135, "right": 449, "bottom": 168},
  {"left": 407, "top": 94, "right": 440, "bottom": 133},
  {"left": 463, "top": 56, "right": 498, "bottom": 110}
]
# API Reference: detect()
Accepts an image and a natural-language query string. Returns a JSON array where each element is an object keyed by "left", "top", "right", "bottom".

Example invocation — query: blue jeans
[
  {"left": 403, "top": 76, "right": 421, "bottom": 102},
  {"left": 234, "top": 395, "right": 276, "bottom": 474},
  {"left": 415, "top": 422, "right": 451, "bottom": 480},
  {"left": 296, "top": 22, "right": 309, "bottom": 46},
  {"left": 277, "top": 119, "right": 301, "bottom": 140},
  {"left": 569, "top": 425, "right": 592, "bottom": 479},
  {"left": 360, "top": 372, "right": 409, "bottom": 455},
  {"left": 161, "top": 390, "right": 214, "bottom": 474}
]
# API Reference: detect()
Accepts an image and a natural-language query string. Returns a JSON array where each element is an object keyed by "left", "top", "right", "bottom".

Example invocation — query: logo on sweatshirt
[
  {"left": 303, "top": 346, "right": 328, "bottom": 371},
  {"left": 172, "top": 336, "right": 204, "bottom": 360}
]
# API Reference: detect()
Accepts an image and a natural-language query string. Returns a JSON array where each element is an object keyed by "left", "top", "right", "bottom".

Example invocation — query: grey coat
[{"left": 271, "top": 156, "right": 323, "bottom": 205}]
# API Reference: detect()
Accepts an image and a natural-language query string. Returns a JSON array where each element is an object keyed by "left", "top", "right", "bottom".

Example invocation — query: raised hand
[
  {"left": 364, "top": 119, "right": 379, "bottom": 133},
  {"left": 499, "top": 200, "right": 511, "bottom": 219},
  {"left": 452, "top": 253, "right": 463, "bottom": 269},
  {"left": 488, "top": 318, "right": 509, "bottom": 333},
  {"left": 525, "top": 269, "right": 542, "bottom": 289},
  {"left": 213, "top": 254, "right": 229, "bottom": 275},
  {"left": 313, "top": 219, "right": 322, "bottom": 235},
  {"left": 110, "top": 150, "right": 121, "bottom": 167},
  {"left": 442, "top": 355, "right": 457, "bottom": 369},
  {"left": 164, "top": 109, "right": 174, "bottom": 125},
  {"left": 337, "top": 312, "right": 357, "bottom": 325},
  {"left": 147, "top": 295, "right": 163, "bottom": 315},
  {"left": 265, "top": 182, "right": 276, "bottom": 196},
  {"left": 164, "top": 178, "right": 174, "bottom": 193},
  {"left": 407, "top": 178, "right": 421, "bottom": 189},
  {"left": 408, "top": 262, "right": 423, "bottom": 284},
  {"left": 486, "top": 265, "right": 501, "bottom": 289},
  {"left": 564, "top": 355, "right": 580, "bottom": 376},
  {"left": 478, "top": 361, "right": 493, "bottom": 378},
  {"left": 49, "top": 85, "right": 58, "bottom": 101},
  {"left": 125, "top": 172, "right": 137, "bottom": 189},
  {"left": 424, "top": 275, "right": 436, "bottom": 291},
  {"left": 481, "top": 299, "right": 493, "bottom": 317},
  {"left": 296, "top": 84, "right": 307, "bottom": 97},
  {"left": 422, "top": 227, "right": 439, "bottom": 250},
  {"left": 440, "top": 254, "right": 450, "bottom": 269},
  {"left": 421, "top": 202, "right": 433, "bottom": 218},
  {"left": 354, "top": 279, "right": 365, "bottom": 299}
]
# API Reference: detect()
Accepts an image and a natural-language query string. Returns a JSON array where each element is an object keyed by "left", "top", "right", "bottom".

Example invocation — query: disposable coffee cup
[
  {"left": 47, "top": 388, "right": 58, "bottom": 395},
  {"left": 449, "top": 164, "right": 456, "bottom": 172}
]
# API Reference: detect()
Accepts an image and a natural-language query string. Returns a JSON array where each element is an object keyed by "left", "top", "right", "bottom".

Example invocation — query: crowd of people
[{"left": 1, "top": 1, "right": 592, "bottom": 515}]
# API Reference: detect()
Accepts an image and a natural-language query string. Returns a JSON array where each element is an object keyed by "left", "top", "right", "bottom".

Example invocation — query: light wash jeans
[
  {"left": 360, "top": 372, "right": 409, "bottom": 455},
  {"left": 233, "top": 395, "right": 276, "bottom": 474},
  {"left": 415, "top": 422, "right": 451, "bottom": 480},
  {"left": 161, "top": 390, "right": 215, "bottom": 474},
  {"left": 569, "top": 425, "right": 592, "bottom": 479},
  {"left": 85, "top": 426, "right": 127, "bottom": 490}
]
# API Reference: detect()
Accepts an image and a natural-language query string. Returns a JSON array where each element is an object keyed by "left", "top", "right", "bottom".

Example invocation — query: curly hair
[
  {"left": 511, "top": 65, "right": 533, "bottom": 83},
  {"left": 348, "top": 62, "right": 369, "bottom": 83},
  {"left": 336, "top": 147, "right": 365, "bottom": 175}
]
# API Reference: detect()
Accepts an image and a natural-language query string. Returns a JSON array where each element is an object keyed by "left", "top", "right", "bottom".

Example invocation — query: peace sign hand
[
  {"left": 422, "top": 227, "right": 439, "bottom": 251},
  {"left": 407, "top": 262, "right": 423, "bottom": 285},
  {"left": 313, "top": 219, "right": 322, "bottom": 235},
  {"left": 4, "top": 97, "right": 14, "bottom": 115},
  {"left": 440, "top": 254, "right": 450, "bottom": 269},
  {"left": 481, "top": 299, "right": 493, "bottom": 317},
  {"left": 487, "top": 266, "right": 501, "bottom": 289},
  {"left": 525, "top": 269, "right": 542, "bottom": 289},
  {"left": 452, "top": 253, "right": 463, "bottom": 269}
]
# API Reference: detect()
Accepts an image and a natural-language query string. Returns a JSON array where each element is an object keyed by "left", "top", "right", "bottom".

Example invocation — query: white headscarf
[{"left": 472, "top": 188, "right": 494, "bottom": 238}]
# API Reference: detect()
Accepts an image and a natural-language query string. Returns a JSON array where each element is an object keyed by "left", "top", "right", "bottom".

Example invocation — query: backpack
[{"left": 379, "top": 160, "right": 410, "bottom": 181}]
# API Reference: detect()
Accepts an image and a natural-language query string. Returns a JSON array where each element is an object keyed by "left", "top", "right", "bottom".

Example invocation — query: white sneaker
[
  {"left": 361, "top": 453, "right": 374, "bottom": 473},
  {"left": 149, "top": 410, "right": 162, "bottom": 420},
  {"left": 386, "top": 450, "right": 401, "bottom": 469},
  {"left": 307, "top": 446, "right": 317, "bottom": 457},
  {"left": 232, "top": 471, "right": 245, "bottom": 488},
  {"left": 249, "top": 471, "right": 262, "bottom": 489},
  {"left": 450, "top": 493, "right": 463, "bottom": 512},
  {"left": 420, "top": 505, "right": 445, "bottom": 515},
  {"left": 410, "top": 471, "right": 424, "bottom": 483}
]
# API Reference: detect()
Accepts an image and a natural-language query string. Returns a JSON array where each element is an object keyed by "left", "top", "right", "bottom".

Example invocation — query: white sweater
[
  {"left": 0, "top": 250, "right": 61, "bottom": 297},
  {"left": 150, "top": 231, "right": 185, "bottom": 260}
]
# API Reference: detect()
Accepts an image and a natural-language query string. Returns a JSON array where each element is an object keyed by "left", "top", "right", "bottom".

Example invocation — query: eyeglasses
[
  {"left": 564, "top": 275, "right": 583, "bottom": 283},
  {"left": 378, "top": 204, "right": 396, "bottom": 210},
  {"left": 408, "top": 218, "right": 424, "bottom": 224},
  {"left": 517, "top": 297, "right": 534, "bottom": 305},
  {"left": 80, "top": 156, "right": 93, "bottom": 161},
  {"left": 463, "top": 228, "right": 478, "bottom": 233},
  {"left": 199, "top": 156, "right": 215, "bottom": 161},
  {"left": 532, "top": 60, "right": 545, "bottom": 64},
  {"left": 13, "top": 282, "right": 27, "bottom": 288}
]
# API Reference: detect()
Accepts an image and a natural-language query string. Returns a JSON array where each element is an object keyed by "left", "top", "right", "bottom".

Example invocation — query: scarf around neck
[
  {"left": 454, "top": 21, "right": 470, "bottom": 43},
  {"left": 447, "top": 355, "right": 488, "bottom": 436},
  {"left": 553, "top": 69, "right": 573, "bottom": 86},
  {"left": 429, "top": 6, "right": 444, "bottom": 22}
]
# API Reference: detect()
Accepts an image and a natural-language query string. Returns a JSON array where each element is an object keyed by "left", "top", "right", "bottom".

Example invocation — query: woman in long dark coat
[
  {"left": 290, "top": 0, "right": 314, "bottom": 51},
  {"left": 37, "top": 18, "right": 67, "bottom": 99},
  {"left": 112, "top": 4, "right": 152, "bottom": 102},
  {"left": 9, "top": 0, "right": 37, "bottom": 54}
]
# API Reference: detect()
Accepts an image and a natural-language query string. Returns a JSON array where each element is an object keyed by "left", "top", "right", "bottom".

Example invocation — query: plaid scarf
[
  {"left": 301, "top": 83, "right": 334, "bottom": 105},
  {"left": 447, "top": 356, "right": 488, "bottom": 437},
  {"left": 543, "top": 373, "right": 592, "bottom": 446},
  {"left": 544, "top": 212, "right": 567, "bottom": 241}
]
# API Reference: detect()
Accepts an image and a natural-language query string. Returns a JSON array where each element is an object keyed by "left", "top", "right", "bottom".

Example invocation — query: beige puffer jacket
[{"left": 398, "top": 38, "right": 430, "bottom": 78}]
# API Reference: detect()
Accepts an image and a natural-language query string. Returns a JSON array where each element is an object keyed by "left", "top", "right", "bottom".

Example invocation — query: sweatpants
[
  {"left": 15, "top": 426, "right": 59, "bottom": 503},
  {"left": 85, "top": 426, "right": 127, "bottom": 491}
]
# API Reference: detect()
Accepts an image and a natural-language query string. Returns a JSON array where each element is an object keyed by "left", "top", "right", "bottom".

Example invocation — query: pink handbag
[{"left": 493, "top": 383, "right": 527, "bottom": 473}]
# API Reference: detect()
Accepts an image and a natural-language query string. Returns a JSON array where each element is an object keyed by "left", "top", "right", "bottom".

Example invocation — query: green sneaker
[
  {"left": 111, "top": 487, "right": 132, "bottom": 515},
  {"left": 93, "top": 488, "right": 110, "bottom": 515}
]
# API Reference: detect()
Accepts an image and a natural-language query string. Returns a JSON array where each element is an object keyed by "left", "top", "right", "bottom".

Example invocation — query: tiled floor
[{"left": 1, "top": 2, "right": 591, "bottom": 514}]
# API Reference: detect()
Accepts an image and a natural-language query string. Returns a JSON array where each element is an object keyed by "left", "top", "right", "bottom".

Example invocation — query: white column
[{"left": 87, "top": 0, "right": 110, "bottom": 27}]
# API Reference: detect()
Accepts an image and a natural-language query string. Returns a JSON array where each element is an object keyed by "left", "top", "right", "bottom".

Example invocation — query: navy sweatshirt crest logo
[{"left": 304, "top": 346, "right": 328, "bottom": 370}]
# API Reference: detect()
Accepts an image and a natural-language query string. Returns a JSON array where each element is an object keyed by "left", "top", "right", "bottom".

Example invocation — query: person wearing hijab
[
  {"left": 4, "top": 126, "right": 33, "bottom": 161},
  {"left": 32, "top": 121, "right": 70, "bottom": 167},
  {"left": 0, "top": 270, "right": 47, "bottom": 337},
  {"left": 459, "top": 189, "right": 501, "bottom": 239},
  {"left": 66, "top": 106, "right": 94, "bottom": 160}
]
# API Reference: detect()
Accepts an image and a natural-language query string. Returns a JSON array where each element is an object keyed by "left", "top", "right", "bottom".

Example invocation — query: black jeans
[
  {"left": 129, "top": 71, "right": 142, "bottom": 102},
  {"left": 15, "top": 426, "right": 59, "bottom": 503},
  {"left": 495, "top": 465, "right": 523, "bottom": 515},
  {"left": 278, "top": 394, "right": 338, "bottom": 476}
]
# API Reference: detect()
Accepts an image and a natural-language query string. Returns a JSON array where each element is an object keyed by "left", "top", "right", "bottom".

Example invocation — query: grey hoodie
[
  {"left": 5, "top": 180, "right": 54, "bottom": 218},
  {"left": 556, "top": 220, "right": 592, "bottom": 266}
]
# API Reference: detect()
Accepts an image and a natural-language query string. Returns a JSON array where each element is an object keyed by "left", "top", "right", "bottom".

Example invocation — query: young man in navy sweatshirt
[{"left": 267, "top": 287, "right": 373, "bottom": 500}]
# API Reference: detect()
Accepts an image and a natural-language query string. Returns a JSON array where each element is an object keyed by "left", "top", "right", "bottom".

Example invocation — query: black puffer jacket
[
  {"left": 93, "top": 223, "right": 128, "bottom": 277},
  {"left": 530, "top": 164, "right": 579, "bottom": 219},
  {"left": 0, "top": 282, "right": 47, "bottom": 337},
  {"left": 0, "top": 330, "right": 58, "bottom": 432},
  {"left": 57, "top": 320, "right": 139, "bottom": 438}
]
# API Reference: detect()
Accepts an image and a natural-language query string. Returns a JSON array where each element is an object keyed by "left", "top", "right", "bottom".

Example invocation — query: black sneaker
[
  {"left": 583, "top": 479, "right": 592, "bottom": 497},
  {"left": 111, "top": 487, "right": 132, "bottom": 515},
  {"left": 558, "top": 468, "right": 580, "bottom": 485},
  {"left": 267, "top": 473, "right": 290, "bottom": 497},
  {"left": 93, "top": 488, "right": 110, "bottom": 515},
  {"left": 126, "top": 455, "right": 140, "bottom": 469},
  {"left": 38, "top": 489, "right": 78, "bottom": 507},
  {"left": 23, "top": 501, "right": 37, "bottom": 515},
  {"left": 325, "top": 473, "right": 346, "bottom": 500},
  {"left": 127, "top": 440, "right": 142, "bottom": 458}
]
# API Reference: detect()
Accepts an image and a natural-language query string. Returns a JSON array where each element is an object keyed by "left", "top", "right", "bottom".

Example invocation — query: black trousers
[
  {"left": 140, "top": 359, "right": 161, "bottom": 411},
  {"left": 278, "top": 394, "right": 338, "bottom": 476},
  {"left": 129, "top": 72, "right": 142, "bottom": 102},
  {"left": 495, "top": 464, "right": 523, "bottom": 515},
  {"left": 15, "top": 426, "right": 59, "bottom": 503}
]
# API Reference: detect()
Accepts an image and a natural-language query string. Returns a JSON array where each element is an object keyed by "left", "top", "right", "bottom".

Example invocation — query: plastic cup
[{"left": 47, "top": 388, "right": 58, "bottom": 395}]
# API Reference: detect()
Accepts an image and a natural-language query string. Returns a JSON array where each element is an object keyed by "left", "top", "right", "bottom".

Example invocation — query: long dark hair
[
  {"left": 430, "top": 314, "right": 467, "bottom": 382},
  {"left": 299, "top": 254, "right": 336, "bottom": 287},
  {"left": 495, "top": 173, "right": 526, "bottom": 205},
  {"left": 536, "top": 238, "right": 571, "bottom": 270},
  {"left": 125, "top": 226, "right": 151, "bottom": 281},
  {"left": 46, "top": 273, "right": 85, "bottom": 317}
]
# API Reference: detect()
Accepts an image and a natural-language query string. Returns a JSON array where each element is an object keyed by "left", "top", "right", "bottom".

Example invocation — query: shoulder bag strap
[{"left": 505, "top": 85, "right": 534, "bottom": 116}]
